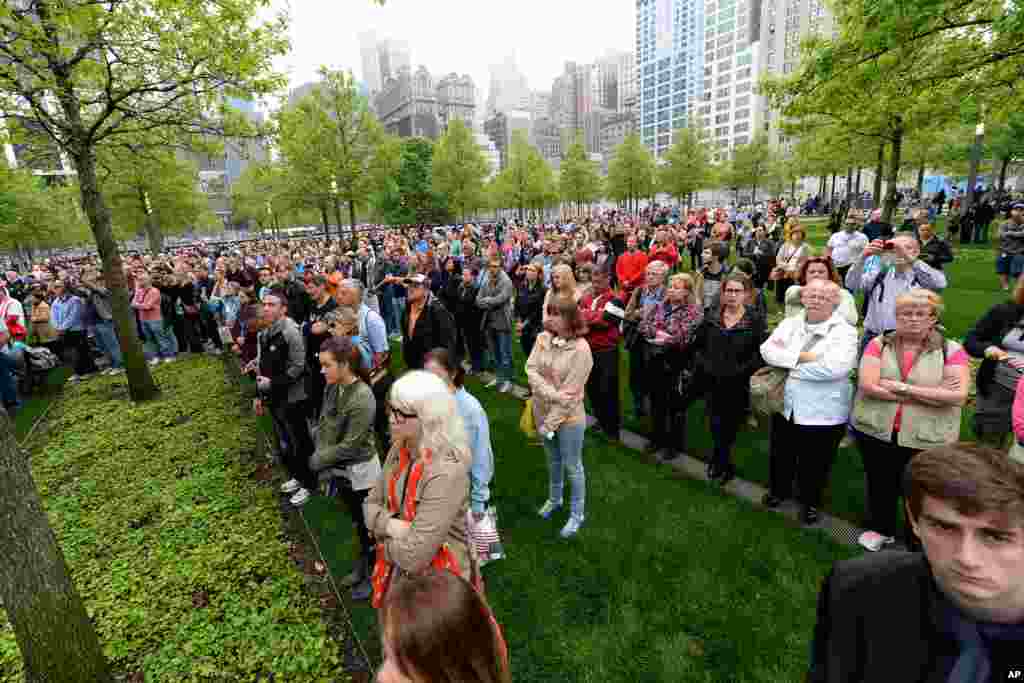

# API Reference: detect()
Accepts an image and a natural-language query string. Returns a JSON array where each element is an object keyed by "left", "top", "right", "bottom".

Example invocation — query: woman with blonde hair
[
  {"left": 851, "top": 289, "right": 969, "bottom": 542},
  {"left": 771, "top": 218, "right": 811, "bottom": 306},
  {"left": 639, "top": 273, "right": 704, "bottom": 460},
  {"left": 364, "top": 370, "right": 474, "bottom": 608},
  {"left": 542, "top": 263, "right": 578, "bottom": 324}
]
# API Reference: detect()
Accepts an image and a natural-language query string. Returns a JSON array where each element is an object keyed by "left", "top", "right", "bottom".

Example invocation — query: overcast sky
[{"left": 268, "top": 0, "right": 634, "bottom": 104}]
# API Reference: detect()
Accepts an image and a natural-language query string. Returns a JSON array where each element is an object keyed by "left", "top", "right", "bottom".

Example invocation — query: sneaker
[
  {"left": 148, "top": 358, "right": 161, "bottom": 366},
  {"left": 280, "top": 478, "right": 301, "bottom": 494},
  {"left": 66, "top": 374, "right": 81, "bottom": 384},
  {"left": 560, "top": 515, "right": 585, "bottom": 538},
  {"left": 162, "top": 357, "right": 175, "bottom": 364},
  {"left": 109, "top": 367, "right": 125, "bottom": 375},
  {"left": 762, "top": 493, "right": 784, "bottom": 509},
  {"left": 537, "top": 499, "right": 562, "bottom": 519},
  {"left": 289, "top": 488, "right": 311, "bottom": 506},
  {"left": 498, "top": 381, "right": 512, "bottom": 393},
  {"left": 484, "top": 378, "right": 498, "bottom": 388}
]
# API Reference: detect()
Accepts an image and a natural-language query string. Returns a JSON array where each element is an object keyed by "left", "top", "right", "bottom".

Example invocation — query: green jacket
[{"left": 310, "top": 380, "right": 377, "bottom": 479}]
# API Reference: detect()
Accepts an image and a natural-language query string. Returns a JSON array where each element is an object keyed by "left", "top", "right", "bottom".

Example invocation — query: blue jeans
[
  {"left": 142, "top": 319, "right": 176, "bottom": 359},
  {"left": 390, "top": 296, "right": 406, "bottom": 336},
  {"left": 486, "top": 328, "right": 513, "bottom": 382},
  {"left": 543, "top": 422, "right": 586, "bottom": 518},
  {"left": 93, "top": 320, "right": 123, "bottom": 369}
]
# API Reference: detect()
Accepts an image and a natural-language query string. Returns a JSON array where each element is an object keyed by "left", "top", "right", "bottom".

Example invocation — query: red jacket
[
  {"left": 616, "top": 250, "right": 649, "bottom": 292},
  {"left": 578, "top": 289, "right": 620, "bottom": 353},
  {"left": 648, "top": 242, "right": 679, "bottom": 269}
]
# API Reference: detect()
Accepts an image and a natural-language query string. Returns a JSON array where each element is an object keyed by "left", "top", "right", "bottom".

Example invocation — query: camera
[{"left": 883, "top": 241, "right": 896, "bottom": 251}]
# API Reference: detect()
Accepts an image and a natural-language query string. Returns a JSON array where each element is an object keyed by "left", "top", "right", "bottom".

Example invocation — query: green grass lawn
[
  {"left": 301, "top": 378, "right": 855, "bottom": 682},
  {"left": 1, "top": 357, "right": 340, "bottom": 682}
]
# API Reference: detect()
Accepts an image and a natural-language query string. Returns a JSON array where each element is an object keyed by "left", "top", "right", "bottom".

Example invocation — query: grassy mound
[{"left": 0, "top": 357, "right": 339, "bottom": 682}]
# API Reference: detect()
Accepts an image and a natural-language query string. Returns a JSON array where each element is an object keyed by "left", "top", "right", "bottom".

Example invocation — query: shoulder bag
[{"left": 750, "top": 332, "right": 823, "bottom": 417}]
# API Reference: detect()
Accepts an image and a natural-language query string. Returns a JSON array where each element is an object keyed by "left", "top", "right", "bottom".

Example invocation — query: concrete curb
[{"left": 478, "top": 370, "right": 875, "bottom": 550}]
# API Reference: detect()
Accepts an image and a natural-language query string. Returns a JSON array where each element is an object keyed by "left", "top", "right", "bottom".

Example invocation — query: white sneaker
[
  {"left": 498, "top": 381, "right": 512, "bottom": 393},
  {"left": 289, "top": 488, "right": 311, "bottom": 506},
  {"left": 67, "top": 374, "right": 81, "bottom": 383},
  {"left": 148, "top": 358, "right": 161, "bottom": 366},
  {"left": 560, "top": 515, "right": 585, "bottom": 538},
  {"left": 485, "top": 378, "right": 498, "bottom": 388},
  {"left": 162, "top": 357, "right": 175, "bottom": 364},
  {"left": 538, "top": 499, "right": 562, "bottom": 519},
  {"left": 280, "top": 478, "right": 301, "bottom": 494},
  {"left": 110, "top": 367, "right": 125, "bottom": 375}
]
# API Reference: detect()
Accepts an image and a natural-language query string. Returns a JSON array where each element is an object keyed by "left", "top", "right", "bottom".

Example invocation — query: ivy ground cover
[{"left": 0, "top": 356, "right": 341, "bottom": 682}]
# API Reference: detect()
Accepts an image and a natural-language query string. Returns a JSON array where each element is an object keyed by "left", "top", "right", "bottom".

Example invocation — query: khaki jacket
[
  {"left": 364, "top": 442, "right": 472, "bottom": 581},
  {"left": 851, "top": 331, "right": 962, "bottom": 449}
]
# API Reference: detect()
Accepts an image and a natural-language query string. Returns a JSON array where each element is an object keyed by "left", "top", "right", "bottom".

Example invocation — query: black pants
[
  {"left": 629, "top": 344, "right": 648, "bottom": 414},
  {"left": 768, "top": 414, "right": 845, "bottom": 508},
  {"left": 648, "top": 352, "right": 689, "bottom": 453},
  {"left": 836, "top": 265, "right": 851, "bottom": 289},
  {"left": 706, "top": 378, "right": 748, "bottom": 472},
  {"left": 270, "top": 399, "right": 317, "bottom": 491},
  {"left": 338, "top": 482, "right": 373, "bottom": 556},
  {"left": 586, "top": 348, "right": 621, "bottom": 437},
  {"left": 775, "top": 277, "right": 795, "bottom": 307},
  {"left": 856, "top": 431, "right": 920, "bottom": 539},
  {"left": 456, "top": 316, "right": 484, "bottom": 371},
  {"left": 61, "top": 330, "right": 97, "bottom": 376},
  {"left": 521, "top": 325, "right": 539, "bottom": 361},
  {"left": 371, "top": 373, "right": 393, "bottom": 456},
  {"left": 689, "top": 248, "right": 703, "bottom": 271}
]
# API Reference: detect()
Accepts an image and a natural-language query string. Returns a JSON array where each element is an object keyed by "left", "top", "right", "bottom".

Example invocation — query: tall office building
[
  {"left": 487, "top": 56, "right": 531, "bottom": 117},
  {"left": 635, "top": 0, "right": 705, "bottom": 158},
  {"left": 359, "top": 31, "right": 412, "bottom": 99}
]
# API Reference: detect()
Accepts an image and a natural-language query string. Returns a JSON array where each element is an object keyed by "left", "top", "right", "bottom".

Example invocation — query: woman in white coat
[{"left": 760, "top": 279, "right": 858, "bottom": 524}]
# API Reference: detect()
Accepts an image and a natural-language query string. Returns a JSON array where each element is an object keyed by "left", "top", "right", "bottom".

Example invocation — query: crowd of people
[{"left": 2, "top": 199, "right": 1024, "bottom": 681}]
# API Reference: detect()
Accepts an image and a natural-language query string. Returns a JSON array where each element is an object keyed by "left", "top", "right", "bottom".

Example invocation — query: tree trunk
[
  {"left": 873, "top": 143, "right": 885, "bottom": 208},
  {"left": 830, "top": 174, "right": 836, "bottom": 203},
  {"left": 999, "top": 158, "right": 1010, "bottom": 192},
  {"left": 916, "top": 165, "right": 925, "bottom": 195},
  {"left": 319, "top": 203, "right": 329, "bottom": 238},
  {"left": 0, "top": 409, "right": 113, "bottom": 682},
  {"left": 144, "top": 214, "right": 163, "bottom": 255},
  {"left": 883, "top": 121, "right": 903, "bottom": 225},
  {"left": 855, "top": 167, "right": 862, "bottom": 196},
  {"left": 846, "top": 167, "right": 853, "bottom": 200},
  {"left": 74, "top": 147, "right": 160, "bottom": 402},
  {"left": 751, "top": 182, "right": 758, "bottom": 204},
  {"left": 818, "top": 175, "right": 825, "bottom": 198},
  {"left": 348, "top": 200, "right": 357, "bottom": 241}
]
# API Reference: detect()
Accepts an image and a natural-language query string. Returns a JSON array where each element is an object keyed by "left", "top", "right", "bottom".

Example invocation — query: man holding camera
[{"left": 845, "top": 234, "right": 947, "bottom": 358}]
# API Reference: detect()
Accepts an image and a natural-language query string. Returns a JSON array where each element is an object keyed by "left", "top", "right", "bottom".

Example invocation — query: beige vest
[{"left": 852, "top": 333, "right": 962, "bottom": 450}]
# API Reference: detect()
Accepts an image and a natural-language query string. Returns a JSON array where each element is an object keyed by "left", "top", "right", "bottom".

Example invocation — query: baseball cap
[{"left": 1012, "top": 201, "right": 1024, "bottom": 210}]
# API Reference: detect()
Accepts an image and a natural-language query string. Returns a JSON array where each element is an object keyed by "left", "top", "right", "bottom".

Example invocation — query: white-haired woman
[
  {"left": 364, "top": 370, "right": 474, "bottom": 609},
  {"left": 624, "top": 260, "right": 669, "bottom": 417}
]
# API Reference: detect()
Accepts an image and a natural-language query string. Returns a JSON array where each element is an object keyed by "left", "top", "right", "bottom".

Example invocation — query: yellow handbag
[{"left": 519, "top": 398, "right": 537, "bottom": 438}]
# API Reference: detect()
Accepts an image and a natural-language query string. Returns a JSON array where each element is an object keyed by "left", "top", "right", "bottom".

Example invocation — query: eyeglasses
[{"left": 388, "top": 405, "right": 417, "bottom": 422}]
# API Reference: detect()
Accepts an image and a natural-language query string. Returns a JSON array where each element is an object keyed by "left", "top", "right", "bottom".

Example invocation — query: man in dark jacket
[
  {"left": 400, "top": 273, "right": 455, "bottom": 370},
  {"left": 918, "top": 223, "right": 955, "bottom": 272},
  {"left": 807, "top": 443, "right": 1024, "bottom": 683},
  {"left": 302, "top": 274, "right": 337, "bottom": 420},
  {"left": 515, "top": 260, "right": 547, "bottom": 359},
  {"left": 256, "top": 287, "right": 316, "bottom": 507}
]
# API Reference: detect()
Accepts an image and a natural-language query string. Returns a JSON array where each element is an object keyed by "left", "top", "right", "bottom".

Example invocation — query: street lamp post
[
  {"left": 330, "top": 179, "right": 343, "bottom": 241},
  {"left": 964, "top": 121, "right": 985, "bottom": 214}
]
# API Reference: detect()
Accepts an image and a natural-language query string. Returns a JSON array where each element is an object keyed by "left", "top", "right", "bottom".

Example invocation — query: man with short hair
[
  {"left": 476, "top": 255, "right": 516, "bottom": 393},
  {"left": 49, "top": 279, "right": 96, "bottom": 382},
  {"left": 825, "top": 209, "right": 869, "bottom": 286},
  {"left": 75, "top": 269, "right": 123, "bottom": 375},
  {"left": 846, "top": 234, "right": 947, "bottom": 357},
  {"left": 808, "top": 443, "right": 1024, "bottom": 682},
  {"left": 302, "top": 274, "right": 337, "bottom": 419},
  {"left": 256, "top": 287, "right": 316, "bottom": 506},
  {"left": 578, "top": 264, "right": 622, "bottom": 441},
  {"left": 997, "top": 202, "right": 1024, "bottom": 291},
  {"left": 616, "top": 234, "right": 649, "bottom": 302}
]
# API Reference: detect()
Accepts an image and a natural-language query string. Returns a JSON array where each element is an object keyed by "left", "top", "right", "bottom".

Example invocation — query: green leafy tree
[
  {"left": 659, "top": 123, "right": 715, "bottom": 208},
  {"left": 492, "top": 132, "right": 556, "bottom": 221},
  {"left": 558, "top": 130, "right": 603, "bottom": 216},
  {"left": 98, "top": 149, "right": 210, "bottom": 252},
  {"left": 0, "top": 0, "right": 287, "bottom": 405},
  {"left": 0, "top": 166, "right": 91, "bottom": 254},
  {"left": 393, "top": 137, "right": 448, "bottom": 225},
  {"left": 0, "top": 0, "right": 287, "bottom": 677},
  {"left": 606, "top": 133, "right": 655, "bottom": 214},
  {"left": 722, "top": 134, "right": 778, "bottom": 203},
  {"left": 433, "top": 119, "right": 490, "bottom": 222}
]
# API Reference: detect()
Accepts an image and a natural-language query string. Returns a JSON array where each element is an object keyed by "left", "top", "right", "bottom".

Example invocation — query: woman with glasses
[
  {"left": 364, "top": 370, "right": 474, "bottom": 608},
  {"left": 760, "top": 280, "right": 858, "bottom": 524},
  {"left": 783, "top": 256, "right": 858, "bottom": 325},
  {"left": 691, "top": 273, "right": 767, "bottom": 485},
  {"left": 850, "top": 290, "right": 969, "bottom": 542},
  {"left": 526, "top": 295, "right": 594, "bottom": 538}
]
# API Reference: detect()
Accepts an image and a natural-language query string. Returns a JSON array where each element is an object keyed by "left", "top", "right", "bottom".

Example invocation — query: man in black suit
[{"left": 808, "top": 443, "right": 1024, "bottom": 682}]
